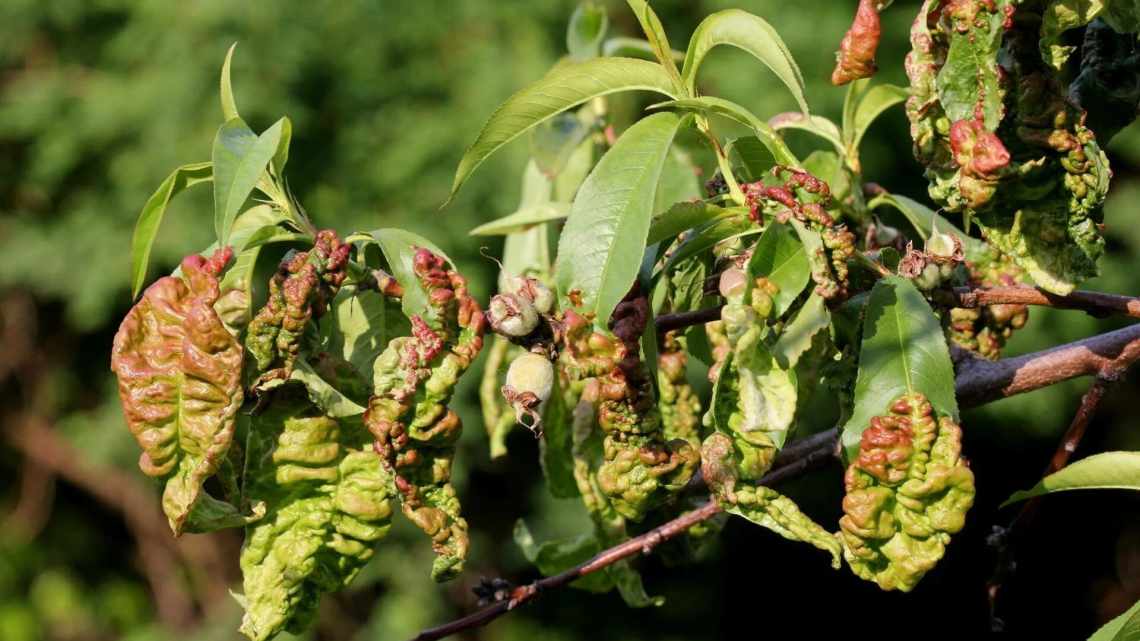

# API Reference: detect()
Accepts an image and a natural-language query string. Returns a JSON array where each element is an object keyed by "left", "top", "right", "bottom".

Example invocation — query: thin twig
[
  {"left": 953, "top": 286, "right": 1140, "bottom": 319},
  {"left": 985, "top": 378, "right": 1111, "bottom": 631},
  {"left": 653, "top": 286, "right": 1140, "bottom": 334},
  {"left": 416, "top": 319, "right": 1140, "bottom": 641}
]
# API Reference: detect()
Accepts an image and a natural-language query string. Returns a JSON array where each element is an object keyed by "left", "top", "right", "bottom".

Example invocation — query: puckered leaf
[
  {"left": 239, "top": 398, "right": 394, "bottom": 641},
  {"left": 111, "top": 248, "right": 244, "bottom": 534},
  {"left": 838, "top": 393, "right": 974, "bottom": 591},
  {"left": 841, "top": 276, "right": 958, "bottom": 462},
  {"left": 448, "top": 57, "right": 677, "bottom": 202},
  {"left": 555, "top": 111, "right": 687, "bottom": 327},
  {"left": 936, "top": 3, "right": 1005, "bottom": 129},
  {"left": 1002, "top": 451, "right": 1140, "bottom": 507}
]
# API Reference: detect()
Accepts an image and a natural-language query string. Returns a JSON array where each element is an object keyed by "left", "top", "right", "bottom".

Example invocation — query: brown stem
[
  {"left": 416, "top": 319, "right": 1140, "bottom": 641},
  {"left": 985, "top": 378, "right": 1111, "bottom": 630},
  {"left": 653, "top": 286, "right": 1140, "bottom": 334},
  {"left": 952, "top": 286, "right": 1140, "bottom": 319}
]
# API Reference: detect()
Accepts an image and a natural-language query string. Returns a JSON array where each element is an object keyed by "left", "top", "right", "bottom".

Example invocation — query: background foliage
[{"left": 2, "top": 0, "right": 1139, "bottom": 638}]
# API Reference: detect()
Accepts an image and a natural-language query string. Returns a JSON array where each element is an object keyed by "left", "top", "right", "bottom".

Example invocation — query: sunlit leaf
[
  {"left": 1002, "top": 451, "right": 1140, "bottom": 508},
  {"left": 840, "top": 276, "right": 958, "bottom": 461},
  {"left": 682, "top": 9, "right": 809, "bottom": 113},
  {"left": 555, "top": 111, "right": 687, "bottom": 326},
  {"left": 365, "top": 228, "right": 453, "bottom": 319},
  {"left": 746, "top": 221, "right": 810, "bottom": 317},
  {"left": 212, "top": 117, "right": 286, "bottom": 243},
  {"left": 448, "top": 57, "right": 677, "bottom": 202},
  {"left": 652, "top": 96, "right": 798, "bottom": 166},
  {"left": 130, "top": 161, "right": 212, "bottom": 298}
]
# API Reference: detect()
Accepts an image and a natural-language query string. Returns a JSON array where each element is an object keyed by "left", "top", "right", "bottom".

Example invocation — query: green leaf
[
  {"left": 288, "top": 359, "right": 367, "bottom": 418},
  {"left": 682, "top": 9, "right": 809, "bottom": 114},
  {"left": 648, "top": 202, "right": 744, "bottom": 246},
  {"left": 602, "top": 37, "right": 685, "bottom": 62},
  {"left": 657, "top": 214, "right": 757, "bottom": 277},
  {"left": 540, "top": 374, "right": 579, "bottom": 498},
  {"left": 1088, "top": 597, "right": 1140, "bottom": 641},
  {"left": 654, "top": 147, "right": 701, "bottom": 213},
  {"left": 651, "top": 96, "right": 798, "bottom": 166},
  {"left": 936, "top": 6, "right": 1004, "bottom": 129},
  {"left": 770, "top": 112, "right": 845, "bottom": 157},
  {"left": 469, "top": 204, "right": 569, "bottom": 236},
  {"left": 271, "top": 116, "right": 293, "bottom": 175},
  {"left": 840, "top": 276, "right": 959, "bottom": 461},
  {"left": 567, "top": 1, "right": 609, "bottom": 60},
  {"left": 555, "top": 111, "right": 687, "bottom": 325},
  {"left": 531, "top": 112, "right": 591, "bottom": 178},
  {"left": 513, "top": 520, "right": 612, "bottom": 592},
  {"left": 321, "top": 286, "right": 408, "bottom": 377},
  {"left": 220, "top": 43, "right": 240, "bottom": 122},
  {"left": 625, "top": 0, "right": 683, "bottom": 89},
  {"left": 868, "top": 192, "right": 988, "bottom": 258},
  {"left": 129, "top": 161, "right": 213, "bottom": 298},
  {"left": 212, "top": 117, "right": 286, "bottom": 243},
  {"left": 448, "top": 57, "right": 677, "bottom": 203},
  {"left": 842, "top": 80, "right": 907, "bottom": 166},
  {"left": 773, "top": 293, "right": 830, "bottom": 369},
  {"left": 746, "top": 221, "right": 811, "bottom": 318},
  {"left": 728, "top": 136, "right": 776, "bottom": 180},
  {"left": 1002, "top": 451, "right": 1140, "bottom": 508},
  {"left": 711, "top": 346, "right": 798, "bottom": 449},
  {"left": 365, "top": 228, "right": 453, "bottom": 319}
]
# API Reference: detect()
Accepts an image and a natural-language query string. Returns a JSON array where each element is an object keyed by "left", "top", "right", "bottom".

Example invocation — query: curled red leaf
[{"left": 832, "top": 0, "right": 882, "bottom": 85}]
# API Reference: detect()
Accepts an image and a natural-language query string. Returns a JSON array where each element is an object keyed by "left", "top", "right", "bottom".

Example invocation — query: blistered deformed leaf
[
  {"left": 905, "top": 0, "right": 1114, "bottom": 294},
  {"left": 700, "top": 432, "right": 841, "bottom": 566},
  {"left": 831, "top": 0, "right": 884, "bottom": 86},
  {"left": 245, "top": 230, "right": 350, "bottom": 390},
  {"left": 837, "top": 393, "right": 975, "bottom": 592},
  {"left": 364, "top": 249, "right": 485, "bottom": 581},
  {"left": 239, "top": 398, "right": 394, "bottom": 641},
  {"left": 948, "top": 246, "right": 1029, "bottom": 360},
  {"left": 111, "top": 248, "right": 243, "bottom": 534}
]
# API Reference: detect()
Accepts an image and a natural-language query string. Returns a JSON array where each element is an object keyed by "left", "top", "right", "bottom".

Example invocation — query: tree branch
[
  {"left": 416, "top": 320, "right": 1140, "bottom": 641},
  {"left": 985, "top": 377, "right": 1111, "bottom": 630},
  {"left": 653, "top": 286, "right": 1140, "bottom": 334}
]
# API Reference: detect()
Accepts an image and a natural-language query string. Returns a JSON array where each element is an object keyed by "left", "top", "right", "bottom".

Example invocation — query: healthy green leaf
[
  {"left": 555, "top": 111, "right": 687, "bottom": 325},
  {"left": 625, "top": 0, "right": 684, "bottom": 89},
  {"left": 366, "top": 228, "right": 452, "bottom": 319},
  {"left": 773, "top": 293, "right": 830, "bottom": 369},
  {"left": 212, "top": 117, "right": 286, "bottom": 243},
  {"left": 654, "top": 147, "right": 702, "bottom": 213},
  {"left": 647, "top": 202, "right": 744, "bottom": 246},
  {"left": 657, "top": 214, "right": 757, "bottom": 277},
  {"left": 1088, "top": 596, "right": 1140, "bottom": 641},
  {"left": 531, "top": 112, "right": 591, "bottom": 178},
  {"left": 540, "top": 374, "right": 579, "bottom": 498},
  {"left": 728, "top": 135, "right": 776, "bottom": 179},
  {"left": 842, "top": 80, "right": 907, "bottom": 163},
  {"left": 652, "top": 96, "right": 798, "bottom": 166},
  {"left": 682, "top": 9, "right": 809, "bottom": 114},
  {"left": 1002, "top": 451, "right": 1140, "bottom": 507},
  {"left": 469, "top": 204, "right": 569, "bottom": 236},
  {"left": 130, "top": 161, "right": 213, "bottom": 298},
  {"left": 602, "top": 37, "right": 685, "bottom": 62},
  {"left": 746, "top": 221, "right": 811, "bottom": 317},
  {"left": 567, "top": 1, "right": 608, "bottom": 60},
  {"left": 271, "top": 116, "right": 293, "bottom": 175},
  {"left": 448, "top": 57, "right": 677, "bottom": 202},
  {"left": 840, "top": 276, "right": 958, "bottom": 461},
  {"left": 220, "top": 43, "right": 240, "bottom": 122},
  {"left": 770, "top": 112, "right": 845, "bottom": 157}
]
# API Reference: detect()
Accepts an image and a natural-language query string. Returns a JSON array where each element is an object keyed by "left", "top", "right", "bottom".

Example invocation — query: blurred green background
[{"left": 2, "top": 1, "right": 1139, "bottom": 639}]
